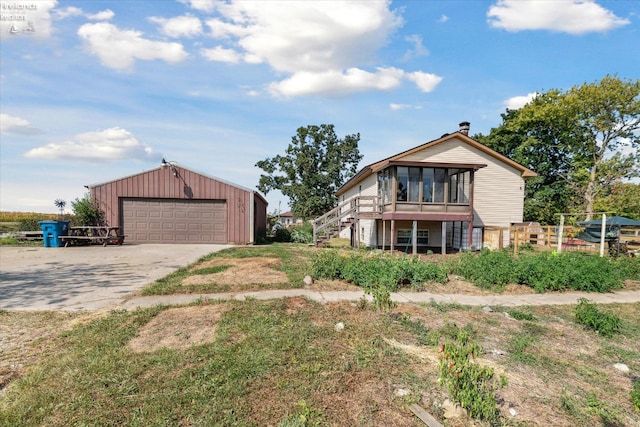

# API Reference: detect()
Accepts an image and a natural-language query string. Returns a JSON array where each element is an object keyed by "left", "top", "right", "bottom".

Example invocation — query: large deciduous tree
[
  {"left": 256, "top": 124, "right": 363, "bottom": 219},
  {"left": 476, "top": 75, "right": 640, "bottom": 223}
]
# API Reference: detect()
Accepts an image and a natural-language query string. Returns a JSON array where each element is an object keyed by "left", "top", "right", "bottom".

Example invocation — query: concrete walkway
[{"left": 120, "top": 288, "right": 640, "bottom": 311}]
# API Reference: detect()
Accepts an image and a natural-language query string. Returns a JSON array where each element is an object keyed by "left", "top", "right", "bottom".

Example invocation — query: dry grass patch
[
  {"left": 0, "top": 311, "right": 87, "bottom": 393},
  {"left": 127, "top": 304, "right": 227, "bottom": 352},
  {"left": 182, "top": 257, "right": 289, "bottom": 288}
]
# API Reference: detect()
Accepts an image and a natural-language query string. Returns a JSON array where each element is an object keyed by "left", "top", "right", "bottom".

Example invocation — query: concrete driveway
[{"left": 0, "top": 244, "right": 231, "bottom": 311}]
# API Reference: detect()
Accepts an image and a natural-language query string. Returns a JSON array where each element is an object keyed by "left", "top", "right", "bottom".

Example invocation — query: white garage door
[{"left": 122, "top": 199, "right": 227, "bottom": 243}]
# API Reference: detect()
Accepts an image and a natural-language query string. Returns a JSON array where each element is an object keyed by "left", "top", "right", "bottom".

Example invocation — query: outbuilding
[{"left": 89, "top": 162, "right": 267, "bottom": 244}]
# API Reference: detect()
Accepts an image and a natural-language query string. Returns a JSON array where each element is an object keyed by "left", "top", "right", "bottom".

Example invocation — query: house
[
  {"left": 279, "top": 211, "right": 304, "bottom": 228},
  {"left": 313, "top": 122, "right": 537, "bottom": 253},
  {"left": 89, "top": 161, "right": 268, "bottom": 244}
]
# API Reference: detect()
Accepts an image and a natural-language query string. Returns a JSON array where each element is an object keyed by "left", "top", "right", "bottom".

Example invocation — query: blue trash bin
[{"left": 39, "top": 220, "right": 70, "bottom": 248}]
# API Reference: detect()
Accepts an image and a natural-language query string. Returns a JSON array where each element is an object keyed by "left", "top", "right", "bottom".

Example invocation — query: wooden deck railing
[{"left": 312, "top": 196, "right": 381, "bottom": 247}]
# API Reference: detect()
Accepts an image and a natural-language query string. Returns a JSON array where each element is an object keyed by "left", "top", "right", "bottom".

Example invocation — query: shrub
[
  {"left": 256, "top": 227, "right": 269, "bottom": 245},
  {"left": 289, "top": 221, "right": 313, "bottom": 244},
  {"left": 310, "top": 250, "right": 345, "bottom": 280},
  {"left": 574, "top": 298, "right": 621, "bottom": 337},
  {"left": 450, "top": 249, "right": 624, "bottom": 293},
  {"left": 449, "top": 249, "right": 517, "bottom": 289},
  {"left": 516, "top": 252, "right": 622, "bottom": 293},
  {"left": 273, "top": 227, "right": 292, "bottom": 242},
  {"left": 614, "top": 256, "right": 640, "bottom": 281},
  {"left": 18, "top": 215, "right": 43, "bottom": 231},
  {"left": 71, "top": 194, "right": 105, "bottom": 226},
  {"left": 311, "top": 251, "right": 447, "bottom": 290}
]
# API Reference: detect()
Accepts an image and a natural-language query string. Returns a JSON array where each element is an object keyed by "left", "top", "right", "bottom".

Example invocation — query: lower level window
[{"left": 397, "top": 229, "right": 429, "bottom": 245}]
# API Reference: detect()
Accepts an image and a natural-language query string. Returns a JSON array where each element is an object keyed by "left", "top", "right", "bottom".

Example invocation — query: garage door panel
[{"left": 122, "top": 199, "right": 227, "bottom": 244}]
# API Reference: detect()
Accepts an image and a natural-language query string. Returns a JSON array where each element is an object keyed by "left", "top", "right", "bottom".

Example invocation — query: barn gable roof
[{"left": 87, "top": 162, "right": 267, "bottom": 205}]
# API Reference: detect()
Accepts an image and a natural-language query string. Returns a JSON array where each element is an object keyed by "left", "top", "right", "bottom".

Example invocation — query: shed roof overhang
[{"left": 371, "top": 160, "right": 487, "bottom": 174}]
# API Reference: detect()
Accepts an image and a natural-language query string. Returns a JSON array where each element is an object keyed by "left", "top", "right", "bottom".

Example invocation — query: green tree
[
  {"left": 594, "top": 182, "right": 640, "bottom": 220},
  {"left": 476, "top": 75, "right": 640, "bottom": 223},
  {"left": 71, "top": 194, "right": 105, "bottom": 226},
  {"left": 256, "top": 124, "right": 363, "bottom": 219}
]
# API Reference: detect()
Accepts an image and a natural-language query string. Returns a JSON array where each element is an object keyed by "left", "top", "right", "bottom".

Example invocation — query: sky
[{"left": 1, "top": 0, "right": 638, "bottom": 214}]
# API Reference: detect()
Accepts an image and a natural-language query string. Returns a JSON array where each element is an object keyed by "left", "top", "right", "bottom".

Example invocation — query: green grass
[
  {"left": 0, "top": 300, "right": 422, "bottom": 427},
  {"left": 2, "top": 300, "right": 640, "bottom": 426}
]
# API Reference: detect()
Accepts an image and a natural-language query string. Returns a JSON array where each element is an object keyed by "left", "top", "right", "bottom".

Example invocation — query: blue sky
[{"left": 1, "top": 0, "right": 638, "bottom": 214}]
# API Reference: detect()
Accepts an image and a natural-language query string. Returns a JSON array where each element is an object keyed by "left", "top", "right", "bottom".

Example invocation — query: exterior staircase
[{"left": 312, "top": 196, "right": 381, "bottom": 247}]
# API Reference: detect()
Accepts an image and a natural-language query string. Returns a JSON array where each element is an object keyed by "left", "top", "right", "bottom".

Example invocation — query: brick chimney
[{"left": 459, "top": 121, "right": 470, "bottom": 135}]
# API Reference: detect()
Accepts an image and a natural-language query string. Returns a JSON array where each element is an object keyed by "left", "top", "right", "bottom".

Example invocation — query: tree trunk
[{"left": 584, "top": 166, "right": 597, "bottom": 221}]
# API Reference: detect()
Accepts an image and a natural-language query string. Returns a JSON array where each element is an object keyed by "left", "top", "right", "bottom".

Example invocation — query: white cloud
[
  {"left": 179, "top": 0, "right": 216, "bottom": 13},
  {"left": 198, "top": 1, "right": 444, "bottom": 97},
  {"left": 54, "top": 6, "right": 113, "bottom": 21},
  {"left": 77, "top": 22, "right": 188, "bottom": 70},
  {"left": 200, "top": 46, "right": 241, "bottom": 63},
  {"left": 438, "top": 15, "right": 449, "bottom": 23},
  {"left": 24, "top": 127, "right": 161, "bottom": 162},
  {"left": 504, "top": 92, "right": 537, "bottom": 110},
  {"left": 0, "top": 0, "right": 57, "bottom": 39},
  {"left": 54, "top": 6, "right": 83, "bottom": 19},
  {"left": 403, "top": 34, "right": 429, "bottom": 60},
  {"left": 269, "top": 67, "right": 405, "bottom": 97},
  {"left": 87, "top": 9, "right": 114, "bottom": 21},
  {"left": 207, "top": 2, "right": 402, "bottom": 72},
  {"left": 0, "top": 114, "right": 42, "bottom": 135},
  {"left": 390, "top": 103, "right": 409, "bottom": 110},
  {"left": 149, "top": 14, "right": 202, "bottom": 38},
  {"left": 406, "top": 72, "right": 443, "bottom": 93},
  {"left": 488, "top": 0, "right": 630, "bottom": 34}
]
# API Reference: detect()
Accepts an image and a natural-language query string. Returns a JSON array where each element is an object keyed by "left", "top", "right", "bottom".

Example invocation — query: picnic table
[{"left": 60, "top": 226, "right": 125, "bottom": 247}]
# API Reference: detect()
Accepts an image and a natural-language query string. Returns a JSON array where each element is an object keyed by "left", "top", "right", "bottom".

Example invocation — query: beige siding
[
  {"left": 338, "top": 174, "right": 378, "bottom": 247},
  {"left": 402, "top": 137, "right": 525, "bottom": 228}
]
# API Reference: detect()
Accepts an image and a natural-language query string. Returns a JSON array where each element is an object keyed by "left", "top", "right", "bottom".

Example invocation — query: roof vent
[{"left": 459, "top": 121, "right": 470, "bottom": 135}]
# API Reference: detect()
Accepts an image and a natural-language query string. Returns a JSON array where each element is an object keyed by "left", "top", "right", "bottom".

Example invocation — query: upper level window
[
  {"left": 397, "top": 166, "right": 420, "bottom": 202},
  {"left": 448, "top": 169, "right": 470, "bottom": 204},
  {"left": 378, "top": 169, "right": 392, "bottom": 204},
  {"left": 422, "top": 167, "right": 446, "bottom": 203},
  {"left": 434, "top": 169, "right": 445, "bottom": 203},
  {"left": 397, "top": 167, "right": 408, "bottom": 201}
]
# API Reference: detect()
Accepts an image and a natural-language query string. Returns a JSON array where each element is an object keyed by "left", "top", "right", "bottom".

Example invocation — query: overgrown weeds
[
  {"left": 311, "top": 250, "right": 448, "bottom": 290},
  {"left": 449, "top": 249, "right": 632, "bottom": 292},
  {"left": 574, "top": 298, "right": 621, "bottom": 337},
  {"left": 437, "top": 324, "right": 505, "bottom": 424}
]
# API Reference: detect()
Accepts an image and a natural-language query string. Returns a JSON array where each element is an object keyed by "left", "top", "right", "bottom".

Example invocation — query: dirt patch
[
  {"left": 182, "top": 257, "right": 289, "bottom": 287},
  {"left": 127, "top": 305, "right": 226, "bottom": 353}
]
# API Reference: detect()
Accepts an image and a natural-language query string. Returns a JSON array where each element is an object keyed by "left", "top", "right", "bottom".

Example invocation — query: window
[
  {"left": 408, "top": 167, "right": 420, "bottom": 202},
  {"left": 378, "top": 169, "right": 392, "bottom": 204},
  {"left": 397, "top": 229, "right": 429, "bottom": 245},
  {"left": 397, "top": 167, "right": 408, "bottom": 201},
  {"left": 417, "top": 230, "right": 429, "bottom": 245},
  {"left": 448, "top": 169, "right": 470, "bottom": 204},
  {"left": 434, "top": 169, "right": 445, "bottom": 203},
  {"left": 397, "top": 167, "right": 420, "bottom": 202},
  {"left": 422, "top": 168, "right": 434, "bottom": 202},
  {"left": 397, "top": 229, "right": 411, "bottom": 244}
]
